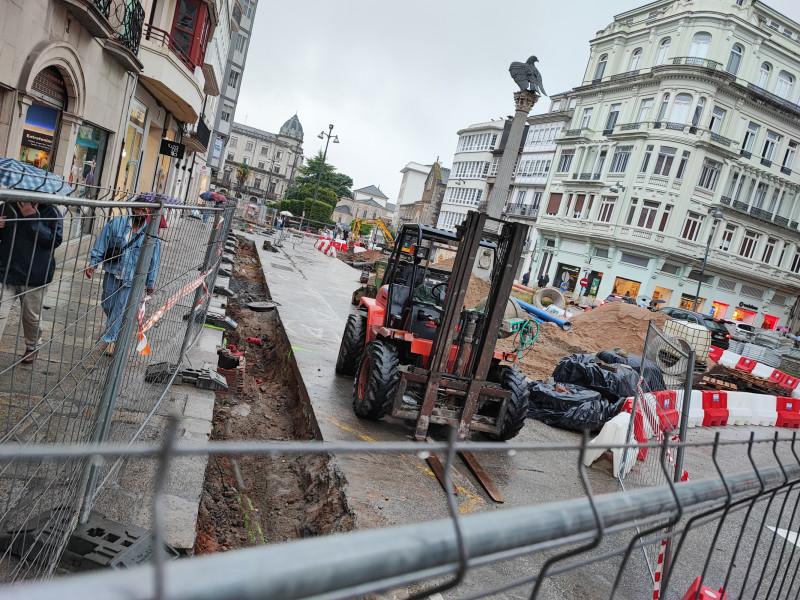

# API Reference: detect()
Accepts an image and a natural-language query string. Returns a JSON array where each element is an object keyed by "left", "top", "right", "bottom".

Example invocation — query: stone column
[
  {"left": 54, "top": 112, "right": 81, "bottom": 180},
  {"left": 486, "top": 91, "right": 540, "bottom": 220}
]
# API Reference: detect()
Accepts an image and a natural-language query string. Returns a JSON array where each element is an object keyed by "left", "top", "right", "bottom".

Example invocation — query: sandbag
[
  {"left": 528, "top": 381, "right": 624, "bottom": 433},
  {"left": 552, "top": 354, "right": 639, "bottom": 401},
  {"left": 596, "top": 348, "right": 666, "bottom": 393}
]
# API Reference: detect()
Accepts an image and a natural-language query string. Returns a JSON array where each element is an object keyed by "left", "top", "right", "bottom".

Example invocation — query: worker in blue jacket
[
  {"left": 86, "top": 201, "right": 161, "bottom": 355},
  {"left": 0, "top": 201, "right": 63, "bottom": 363}
]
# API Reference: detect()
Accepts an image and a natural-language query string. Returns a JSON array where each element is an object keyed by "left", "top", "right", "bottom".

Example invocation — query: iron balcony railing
[
  {"left": 609, "top": 69, "right": 640, "bottom": 81},
  {"left": 503, "top": 204, "right": 539, "bottom": 217},
  {"left": 746, "top": 83, "right": 800, "bottom": 117},
  {"left": 109, "top": 0, "right": 144, "bottom": 55},
  {"left": 563, "top": 128, "right": 585, "bottom": 137},
  {"left": 620, "top": 122, "right": 641, "bottom": 130},
  {"left": 143, "top": 23, "right": 195, "bottom": 72},
  {"left": 93, "top": 0, "right": 112, "bottom": 17},
  {"left": 720, "top": 196, "right": 731, "bottom": 206},
  {"left": 671, "top": 56, "right": 721, "bottom": 69},
  {"left": 710, "top": 132, "right": 732, "bottom": 147}
]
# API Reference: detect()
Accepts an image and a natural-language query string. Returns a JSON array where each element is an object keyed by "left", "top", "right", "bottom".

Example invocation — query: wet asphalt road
[{"left": 249, "top": 230, "right": 797, "bottom": 600}]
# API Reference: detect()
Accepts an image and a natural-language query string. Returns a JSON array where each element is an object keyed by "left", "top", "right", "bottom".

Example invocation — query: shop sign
[
  {"left": 21, "top": 130, "right": 53, "bottom": 152},
  {"left": 212, "top": 136, "right": 223, "bottom": 161},
  {"left": 739, "top": 302, "right": 758, "bottom": 311},
  {"left": 159, "top": 139, "right": 185, "bottom": 159}
]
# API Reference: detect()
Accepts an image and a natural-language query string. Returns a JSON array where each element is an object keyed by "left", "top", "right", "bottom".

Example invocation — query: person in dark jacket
[
  {"left": 521, "top": 271, "right": 530, "bottom": 287},
  {"left": 0, "top": 201, "right": 63, "bottom": 363}
]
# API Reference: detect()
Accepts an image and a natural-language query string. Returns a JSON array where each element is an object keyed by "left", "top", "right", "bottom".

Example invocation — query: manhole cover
[
  {"left": 246, "top": 301, "right": 279, "bottom": 312},
  {"left": 270, "top": 263, "right": 293, "bottom": 271}
]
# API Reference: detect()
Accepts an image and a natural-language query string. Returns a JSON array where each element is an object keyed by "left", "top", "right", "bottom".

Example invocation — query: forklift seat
[
  {"left": 407, "top": 305, "right": 441, "bottom": 340},
  {"left": 388, "top": 284, "right": 410, "bottom": 327}
]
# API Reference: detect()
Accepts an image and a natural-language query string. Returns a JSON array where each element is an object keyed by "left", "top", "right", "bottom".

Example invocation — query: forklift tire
[
  {"left": 488, "top": 366, "right": 530, "bottom": 441},
  {"left": 353, "top": 340, "right": 400, "bottom": 420},
  {"left": 335, "top": 314, "right": 366, "bottom": 375}
]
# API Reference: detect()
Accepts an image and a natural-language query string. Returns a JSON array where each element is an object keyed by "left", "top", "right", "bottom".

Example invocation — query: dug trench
[{"left": 194, "top": 238, "right": 355, "bottom": 553}]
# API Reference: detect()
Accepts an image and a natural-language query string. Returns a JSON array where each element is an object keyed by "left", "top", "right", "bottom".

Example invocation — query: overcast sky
[{"left": 235, "top": 0, "right": 799, "bottom": 203}]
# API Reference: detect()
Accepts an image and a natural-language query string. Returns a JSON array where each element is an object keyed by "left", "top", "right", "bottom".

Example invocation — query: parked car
[
  {"left": 723, "top": 321, "right": 755, "bottom": 343},
  {"left": 658, "top": 307, "right": 731, "bottom": 349},
  {"left": 601, "top": 294, "right": 637, "bottom": 306}
]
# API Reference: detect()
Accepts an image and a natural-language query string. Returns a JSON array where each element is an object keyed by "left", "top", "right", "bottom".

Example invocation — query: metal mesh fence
[
  {"left": 0, "top": 181, "right": 234, "bottom": 581},
  {"left": 1, "top": 434, "right": 800, "bottom": 600}
]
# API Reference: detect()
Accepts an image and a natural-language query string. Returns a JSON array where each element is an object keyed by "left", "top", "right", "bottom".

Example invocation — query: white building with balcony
[
  {"left": 505, "top": 92, "right": 576, "bottom": 277},
  {"left": 535, "top": 0, "right": 800, "bottom": 331},
  {"left": 436, "top": 121, "right": 505, "bottom": 231}
]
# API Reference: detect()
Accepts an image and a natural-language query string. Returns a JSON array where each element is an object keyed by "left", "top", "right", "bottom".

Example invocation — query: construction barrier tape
[{"left": 136, "top": 262, "right": 219, "bottom": 355}]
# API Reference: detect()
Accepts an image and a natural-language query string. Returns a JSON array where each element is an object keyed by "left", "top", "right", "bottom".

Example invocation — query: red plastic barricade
[
  {"left": 768, "top": 369, "right": 786, "bottom": 385},
  {"left": 735, "top": 356, "right": 757, "bottom": 373},
  {"left": 653, "top": 390, "right": 679, "bottom": 430},
  {"left": 780, "top": 372, "right": 800, "bottom": 391},
  {"left": 776, "top": 397, "right": 800, "bottom": 429},
  {"left": 702, "top": 391, "right": 729, "bottom": 427},
  {"left": 708, "top": 346, "right": 724, "bottom": 363},
  {"left": 681, "top": 577, "right": 726, "bottom": 600}
]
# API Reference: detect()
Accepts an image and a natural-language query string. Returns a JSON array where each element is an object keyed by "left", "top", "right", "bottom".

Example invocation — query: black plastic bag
[
  {"left": 596, "top": 349, "right": 666, "bottom": 392},
  {"left": 527, "top": 381, "right": 624, "bottom": 433},
  {"left": 552, "top": 354, "right": 639, "bottom": 400}
]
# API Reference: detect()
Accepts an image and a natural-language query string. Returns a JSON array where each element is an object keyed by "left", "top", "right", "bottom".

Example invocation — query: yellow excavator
[{"left": 351, "top": 218, "right": 394, "bottom": 248}]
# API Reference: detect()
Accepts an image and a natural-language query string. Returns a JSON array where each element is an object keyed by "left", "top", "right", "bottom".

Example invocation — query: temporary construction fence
[
  {"left": 2, "top": 432, "right": 800, "bottom": 599},
  {"left": 0, "top": 185, "right": 234, "bottom": 582}
]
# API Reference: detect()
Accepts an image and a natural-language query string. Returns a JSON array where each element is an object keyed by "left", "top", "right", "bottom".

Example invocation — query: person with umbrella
[
  {"left": 0, "top": 200, "right": 63, "bottom": 364},
  {"left": 199, "top": 191, "right": 226, "bottom": 225},
  {"left": 85, "top": 196, "right": 162, "bottom": 356}
]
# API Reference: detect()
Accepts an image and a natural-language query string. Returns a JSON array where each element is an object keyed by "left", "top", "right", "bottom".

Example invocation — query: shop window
[{"left": 171, "top": 0, "right": 211, "bottom": 70}]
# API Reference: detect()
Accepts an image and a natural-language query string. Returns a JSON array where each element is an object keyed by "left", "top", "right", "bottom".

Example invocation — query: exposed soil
[
  {"left": 498, "top": 302, "right": 669, "bottom": 381},
  {"left": 194, "top": 239, "right": 355, "bottom": 554}
]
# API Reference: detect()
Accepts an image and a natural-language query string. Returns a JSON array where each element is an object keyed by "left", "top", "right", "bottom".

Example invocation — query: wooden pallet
[
  {"left": 700, "top": 376, "right": 738, "bottom": 391},
  {"left": 706, "top": 366, "right": 787, "bottom": 395}
]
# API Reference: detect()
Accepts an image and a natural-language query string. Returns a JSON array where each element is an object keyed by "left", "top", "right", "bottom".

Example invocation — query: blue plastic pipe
[{"left": 512, "top": 298, "right": 573, "bottom": 332}]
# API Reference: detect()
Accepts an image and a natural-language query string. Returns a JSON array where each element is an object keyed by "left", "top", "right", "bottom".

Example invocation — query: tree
[
  {"left": 235, "top": 162, "right": 252, "bottom": 194},
  {"left": 273, "top": 198, "right": 333, "bottom": 224},
  {"left": 285, "top": 183, "right": 338, "bottom": 207},
  {"left": 294, "top": 151, "right": 354, "bottom": 199}
]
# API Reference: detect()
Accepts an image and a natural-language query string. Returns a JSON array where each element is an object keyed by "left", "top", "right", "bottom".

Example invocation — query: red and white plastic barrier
[{"left": 708, "top": 345, "right": 799, "bottom": 397}]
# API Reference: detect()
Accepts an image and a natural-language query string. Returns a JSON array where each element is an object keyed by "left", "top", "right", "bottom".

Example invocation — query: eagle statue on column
[{"left": 509, "top": 56, "right": 546, "bottom": 96}]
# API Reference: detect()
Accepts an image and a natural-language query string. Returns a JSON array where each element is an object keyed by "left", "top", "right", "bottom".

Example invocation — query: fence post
[
  {"left": 78, "top": 206, "right": 164, "bottom": 523},
  {"left": 176, "top": 205, "right": 231, "bottom": 360},
  {"left": 661, "top": 347, "right": 696, "bottom": 586}
]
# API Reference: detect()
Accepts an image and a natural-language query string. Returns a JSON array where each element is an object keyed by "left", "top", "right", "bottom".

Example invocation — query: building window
[
  {"left": 680, "top": 212, "right": 703, "bottom": 241},
  {"left": 719, "top": 224, "right": 736, "bottom": 251},
  {"left": 235, "top": 34, "right": 247, "bottom": 53},
  {"left": 245, "top": 140, "right": 254, "bottom": 151},
  {"left": 671, "top": 93, "right": 692, "bottom": 123},
  {"left": 691, "top": 97, "right": 706, "bottom": 127},
  {"left": 569, "top": 98, "right": 577, "bottom": 109},
  {"left": 657, "top": 93, "right": 670, "bottom": 122},
  {"left": 757, "top": 63, "right": 771, "bottom": 88},
  {"left": 605, "top": 104, "right": 621, "bottom": 132},
  {"left": 763, "top": 130, "right": 781, "bottom": 161},
  {"left": 697, "top": 158, "right": 722, "bottom": 190},
  {"left": 226, "top": 152, "right": 234, "bottom": 160},
  {"left": 783, "top": 141, "right": 797, "bottom": 170},
  {"left": 709, "top": 106, "right": 725, "bottom": 133},
  {"left": 739, "top": 230, "right": 759, "bottom": 259},
  {"left": 545, "top": 193, "right": 563, "bottom": 215},
  {"left": 626, "top": 198, "right": 639, "bottom": 225},
  {"left": 675, "top": 150, "right": 690, "bottom": 179},
  {"left": 254, "top": 178, "right": 261, "bottom": 188},
  {"left": 228, "top": 70, "right": 240, "bottom": 89},
  {"left": 658, "top": 205, "right": 672, "bottom": 232},
  {"left": 775, "top": 71, "right": 794, "bottom": 99},
  {"left": 638, "top": 200, "right": 659, "bottom": 229},
  {"left": 689, "top": 33, "right": 711, "bottom": 62},
  {"left": 653, "top": 146, "right": 676, "bottom": 176},
  {"left": 242, "top": 156, "right": 250, "bottom": 165},
  {"left": 598, "top": 196, "right": 616, "bottom": 222},
  {"left": 594, "top": 55, "right": 608, "bottom": 80},
  {"left": 221, "top": 110, "right": 231, "bottom": 123},
  {"left": 791, "top": 251, "right": 800, "bottom": 274},
  {"left": 726, "top": 44, "right": 743, "bottom": 76},
  {"left": 638, "top": 98, "right": 653, "bottom": 123},
  {"left": 230, "top": 136, "right": 238, "bottom": 148},
  {"left": 171, "top": 0, "right": 211, "bottom": 70},
  {"left": 556, "top": 149, "right": 575, "bottom": 173},
  {"left": 763, "top": 238, "right": 777, "bottom": 263},
  {"left": 580, "top": 107, "right": 593, "bottom": 128},
  {"left": 640, "top": 144, "right": 654, "bottom": 173},
  {"left": 629, "top": 48, "right": 643, "bottom": 71},
  {"left": 260, "top": 145, "right": 269, "bottom": 155},
  {"left": 276, "top": 150, "right": 284, "bottom": 160},
  {"left": 551, "top": 100, "right": 562, "bottom": 112},
  {"left": 742, "top": 122, "right": 759, "bottom": 152},
  {"left": 257, "top": 161, "right": 265, "bottom": 169},
  {"left": 609, "top": 145, "right": 632, "bottom": 173},
  {"left": 656, "top": 38, "right": 671, "bottom": 65}
]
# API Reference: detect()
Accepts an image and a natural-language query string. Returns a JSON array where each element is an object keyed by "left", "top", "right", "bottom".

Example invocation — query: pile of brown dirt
[
  {"left": 337, "top": 248, "right": 387, "bottom": 265},
  {"left": 499, "top": 302, "right": 669, "bottom": 382}
]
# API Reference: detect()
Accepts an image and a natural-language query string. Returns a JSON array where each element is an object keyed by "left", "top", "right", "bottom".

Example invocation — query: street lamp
[
  {"left": 311, "top": 124, "right": 339, "bottom": 221},
  {"left": 692, "top": 207, "right": 725, "bottom": 313}
]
